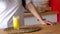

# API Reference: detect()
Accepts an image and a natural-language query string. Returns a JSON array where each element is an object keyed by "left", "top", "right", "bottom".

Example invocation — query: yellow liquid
[{"left": 13, "top": 17, "right": 20, "bottom": 29}]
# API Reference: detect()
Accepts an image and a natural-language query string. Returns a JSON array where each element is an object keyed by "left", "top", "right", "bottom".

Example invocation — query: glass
[{"left": 13, "top": 16, "right": 20, "bottom": 29}]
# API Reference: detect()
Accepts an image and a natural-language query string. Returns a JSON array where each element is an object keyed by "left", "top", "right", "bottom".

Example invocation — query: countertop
[{"left": 0, "top": 22, "right": 60, "bottom": 34}]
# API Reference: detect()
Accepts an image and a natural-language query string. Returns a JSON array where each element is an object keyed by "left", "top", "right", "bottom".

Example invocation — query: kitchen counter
[
  {"left": 0, "top": 22, "right": 60, "bottom": 34},
  {"left": 26, "top": 22, "right": 60, "bottom": 34}
]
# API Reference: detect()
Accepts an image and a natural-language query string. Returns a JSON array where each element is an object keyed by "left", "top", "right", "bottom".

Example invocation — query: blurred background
[{"left": 21, "top": 0, "right": 60, "bottom": 25}]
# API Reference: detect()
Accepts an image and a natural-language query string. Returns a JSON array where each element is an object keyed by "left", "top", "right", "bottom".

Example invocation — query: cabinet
[{"left": 24, "top": 12, "right": 57, "bottom": 25}]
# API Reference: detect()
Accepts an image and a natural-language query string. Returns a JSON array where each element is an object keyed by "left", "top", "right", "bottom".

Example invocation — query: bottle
[{"left": 13, "top": 16, "right": 20, "bottom": 30}]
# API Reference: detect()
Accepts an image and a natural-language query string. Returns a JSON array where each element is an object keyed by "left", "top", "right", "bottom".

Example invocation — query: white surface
[
  {"left": 24, "top": 14, "right": 57, "bottom": 25},
  {"left": 0, "top": 0, "right": 24, "bottom": 28}
]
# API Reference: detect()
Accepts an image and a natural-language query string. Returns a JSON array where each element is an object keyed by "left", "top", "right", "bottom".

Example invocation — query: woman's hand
[{"left": 40, "top": 20, "right": 53, "bottom": 25}]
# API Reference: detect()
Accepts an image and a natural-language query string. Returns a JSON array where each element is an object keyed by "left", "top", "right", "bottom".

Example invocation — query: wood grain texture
[
  {"left": 0, "top": 22, "right": 60, "bottom": 34},
  {"left": 4, "top": 25, "right": 41, "bottom": 34}
]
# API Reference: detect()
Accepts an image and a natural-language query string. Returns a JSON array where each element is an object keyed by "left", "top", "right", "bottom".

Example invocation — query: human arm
[{"left": 26, "top": 1, "right": 53, "bottom": 25}]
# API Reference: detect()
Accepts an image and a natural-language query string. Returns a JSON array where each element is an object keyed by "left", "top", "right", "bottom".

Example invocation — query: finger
[{"left": 45, "top": 21, "right": 53, "bottom": 26}]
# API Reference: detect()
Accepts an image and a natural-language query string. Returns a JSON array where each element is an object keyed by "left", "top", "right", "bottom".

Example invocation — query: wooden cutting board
[{"left": 4, "top": 25, "right": 41, "bottom": 34}]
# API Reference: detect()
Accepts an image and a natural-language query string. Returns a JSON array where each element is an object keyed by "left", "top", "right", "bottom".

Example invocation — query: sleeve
[{"left": 26, "top": 0, "right": 32, "bottom": 4}]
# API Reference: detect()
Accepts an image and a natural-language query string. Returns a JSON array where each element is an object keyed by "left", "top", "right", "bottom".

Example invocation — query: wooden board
[
  {"left": 24, "top": 11, "right": 58, "bottom": 18},
  {"left": 0, "top": 22, "right": 60, "bottom": 34},
  {"left": 3, "top": 25, "right": 41, "bottom": 34}
]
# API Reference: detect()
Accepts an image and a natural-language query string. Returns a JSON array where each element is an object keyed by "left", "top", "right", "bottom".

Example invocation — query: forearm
[{"left": 26, "top": 2, "right": 43, "bottom": 22}]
